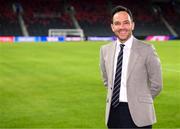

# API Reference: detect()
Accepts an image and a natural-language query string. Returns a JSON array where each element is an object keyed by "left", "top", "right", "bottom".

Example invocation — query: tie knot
[{"left": 120, "top": 44, "right": 125, "bottom": 48}]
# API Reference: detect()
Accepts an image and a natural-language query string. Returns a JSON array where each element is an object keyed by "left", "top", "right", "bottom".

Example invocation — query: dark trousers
[{"left": 107, "top": 102, "right": 152, "bottom": 129}]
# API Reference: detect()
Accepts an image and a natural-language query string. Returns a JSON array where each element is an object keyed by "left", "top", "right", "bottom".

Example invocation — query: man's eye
[
  {"left": 114, "top": 22, "right": 120, "bottom": 25},
  {"left": 124, "top": 22, "right": 130, "bottom": 24}
]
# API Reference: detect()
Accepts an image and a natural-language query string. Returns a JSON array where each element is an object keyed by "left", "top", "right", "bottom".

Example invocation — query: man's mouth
[{"left": 119, "top": 30, "right": 127, "bottom": 35}]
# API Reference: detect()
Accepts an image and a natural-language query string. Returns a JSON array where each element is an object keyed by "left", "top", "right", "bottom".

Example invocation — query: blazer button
[
  {"left": 107, "top": 98, "right": 109, "bottom": 103},
  {"left": 110, "top": 87, "right": 112, "bottom": 90}
]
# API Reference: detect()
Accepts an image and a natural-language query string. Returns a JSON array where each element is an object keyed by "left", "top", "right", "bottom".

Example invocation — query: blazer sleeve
[
  {"left": 146, "top": 44, "right": 163, "bottom": 99},
  {"left": 100, "top": 47, "right": 108, "bottom": 87}
]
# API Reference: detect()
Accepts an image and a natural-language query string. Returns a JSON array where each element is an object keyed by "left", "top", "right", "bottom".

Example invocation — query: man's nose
[{"left": 119, "top": 23, "right": 125, "bottom": 29}]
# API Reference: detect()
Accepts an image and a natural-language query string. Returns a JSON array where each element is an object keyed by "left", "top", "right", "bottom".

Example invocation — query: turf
[{"left": 0, "top": 40, "right": 179, "bottom": 128}]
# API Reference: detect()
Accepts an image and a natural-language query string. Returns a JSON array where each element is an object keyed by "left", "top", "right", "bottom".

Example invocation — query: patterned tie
[{"left": 111, "top": 44, "right": 125, "bottom": 108}]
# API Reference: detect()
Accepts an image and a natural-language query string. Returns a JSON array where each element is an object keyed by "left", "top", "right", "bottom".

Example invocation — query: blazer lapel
[
  {"left": 109, "top": 42, "right": 116, "bottom": 87},
  {"left": 127, "top": 38, "right": 139, "bottom": 80}
]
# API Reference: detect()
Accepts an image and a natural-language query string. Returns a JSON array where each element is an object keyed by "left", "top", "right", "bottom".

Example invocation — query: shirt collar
[{"left": 116, "top": 35, "right": 133, "bottom": 49}]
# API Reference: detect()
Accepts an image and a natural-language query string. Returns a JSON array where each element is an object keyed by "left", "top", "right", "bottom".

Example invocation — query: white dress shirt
[{"left": 113, "top": 35, "right": 133, "bottom": 102}]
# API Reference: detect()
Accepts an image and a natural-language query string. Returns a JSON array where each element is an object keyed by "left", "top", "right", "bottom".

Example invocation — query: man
[{"left": 100, "top": 5, "right": 162, "bottom": 128}]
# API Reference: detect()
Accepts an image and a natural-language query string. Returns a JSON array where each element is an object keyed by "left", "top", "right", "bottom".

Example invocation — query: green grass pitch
[{"left": 0, "top": 40, "right": 179, "bottom": 128}]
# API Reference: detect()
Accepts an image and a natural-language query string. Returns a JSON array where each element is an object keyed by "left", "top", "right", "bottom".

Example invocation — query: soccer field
[{"left": 0, "top": 41, "right": 179, "bottom": 128}]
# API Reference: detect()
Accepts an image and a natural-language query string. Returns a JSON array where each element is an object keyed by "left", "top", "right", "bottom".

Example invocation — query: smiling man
[{"left": 100, "top": 5, "right": 163, "bottom": 128}]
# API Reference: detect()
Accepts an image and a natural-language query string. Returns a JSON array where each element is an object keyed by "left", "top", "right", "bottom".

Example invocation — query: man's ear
[
  {"left": 132, "top": 22, "right": 135, "bottom": 30},
  {"left": 111, "top": 24, "right": 114, "bottom": 32}
]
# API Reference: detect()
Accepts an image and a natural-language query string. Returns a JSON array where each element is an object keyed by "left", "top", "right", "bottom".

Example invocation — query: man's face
[{"left": 111, "top": 11, "right": 134, "bottom": 43}]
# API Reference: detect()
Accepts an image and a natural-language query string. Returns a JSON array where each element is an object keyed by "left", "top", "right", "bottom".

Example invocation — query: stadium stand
[
  {"left": 20, "top": 0, "right": 74, "bottom": 36},
  {"left": 156, "top": 1, "right": 180, "bottom": 35},
  {"left": 0, "top": 0, "right": 179, "bottom": 38},
  {"left": 0, "top": 0, "right": 22, "bottom": 36}
]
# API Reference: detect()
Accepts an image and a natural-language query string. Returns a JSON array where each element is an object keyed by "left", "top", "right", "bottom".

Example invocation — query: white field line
[{"left": 164, "top": 68, "right": 180, "bottom": 73}]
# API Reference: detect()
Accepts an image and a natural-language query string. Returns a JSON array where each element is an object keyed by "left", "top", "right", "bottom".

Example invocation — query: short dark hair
[{"left": 111, "top": 5, "right": 133, "bottom": 23}]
